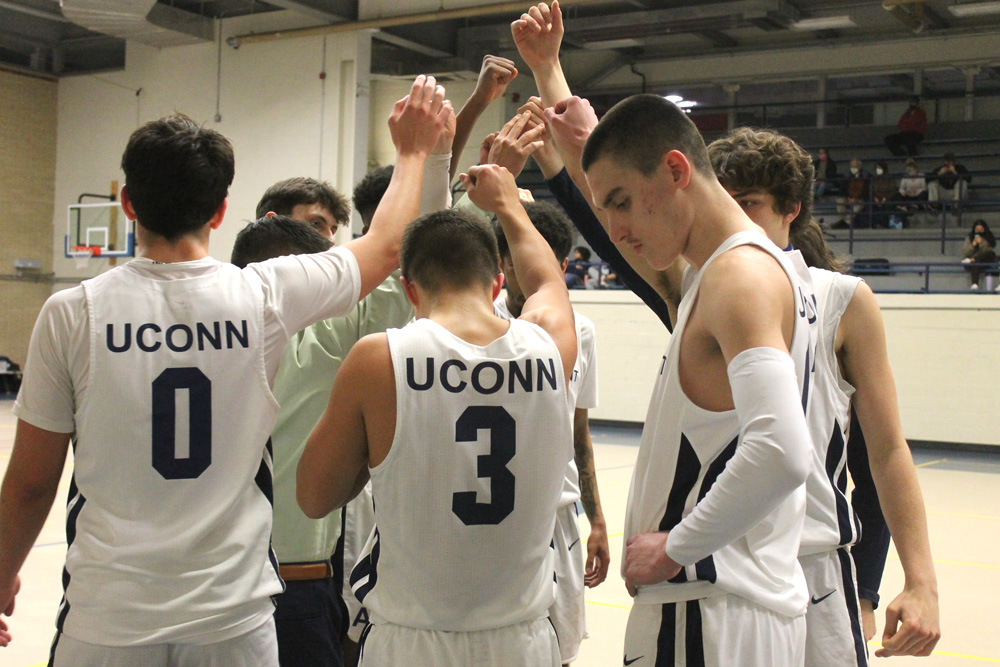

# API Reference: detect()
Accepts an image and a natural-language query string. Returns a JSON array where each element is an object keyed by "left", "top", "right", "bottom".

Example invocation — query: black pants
[
  {"left": 885, "top": 130, "right": 923, "bottom": 156},
  {"left": 274, "top": 577, "right": 349, "bottom": 667},
  {"left": 965, "top": 249, "right": 998, "bottom": 286}
]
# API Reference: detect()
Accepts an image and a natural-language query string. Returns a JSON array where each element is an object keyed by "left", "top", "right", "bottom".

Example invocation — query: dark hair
[
  {"left": 494, "top": 202, "right": 574, "bottom": 263},
  {"left": 230, "top": 215, "right": 332, "bottom": 269},
  {"left": 574, "top": 246, "right": 592, "bottom": 262},
  {"left": 582, "top": 94, "right": 713, "bottom": 178},
  {"left": 121, "top": 114, "right": 234, "bottom": 241},
  {"left": 401, "top": 208, "right": 500, "bottom": 292},
  {"left": 789, "top": 219, "right": 846, "bottom": 273},
  {"left": 353, "top": 165, "right": 394, "bottom": 226},
  {"left": 944, "top": 152, "right": 957, "bottom": 163},
  {"left": 968, "top": 219, "right": 995, "bottom": 246},
  {"left": 875, "top": 160, "right": 889, "bottom": 171},
  {"left": 255, "top": 177, "right": 350, "bottom": 226},
  {"left": 707, "top": 128, "right": 814, "bottom": 237}
]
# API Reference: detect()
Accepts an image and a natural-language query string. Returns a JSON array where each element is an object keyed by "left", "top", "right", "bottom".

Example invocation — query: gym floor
[{"left": 2, "top": 403, "right": 998, "bottom": 666}]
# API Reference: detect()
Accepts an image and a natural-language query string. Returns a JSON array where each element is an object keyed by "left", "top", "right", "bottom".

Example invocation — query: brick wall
[{"left": 0, "top": 67, "right": 58, "bottom": 368}]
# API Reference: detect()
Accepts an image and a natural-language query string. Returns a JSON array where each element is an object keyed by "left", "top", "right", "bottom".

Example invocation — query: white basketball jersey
[
  {"left": 623, "top": 232, "right": 816, "bottom": 617},
  {"left": 800, "top": 268, "right": 863, "bottom": 555},
  {"left": 494, "top": 297, "right": 598, "bottom": 506},
  {"left": 352, "top": 318, "right": 572, "bottom": 632}
]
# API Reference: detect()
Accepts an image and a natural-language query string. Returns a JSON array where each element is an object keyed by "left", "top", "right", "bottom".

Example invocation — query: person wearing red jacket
[{"left": 885, "top": 96, "right": 927, "bottom": 157}]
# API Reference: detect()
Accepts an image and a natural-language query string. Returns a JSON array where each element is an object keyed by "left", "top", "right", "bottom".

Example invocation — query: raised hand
[
  {"left": 544, "top": 96, "right": 599, "bottom": 154},
  {"left": 511, "top": 1, "right": 564, "bottom": 72},
  {"left": 487, "top": 112, "right": 546, "bottom": 178},
  {"left": 388, "top": 75, "right": 450, "bottom": 157},
  {"left": 432, "top": 101, "right": 457, "bottom": 155},
  {"left": 470, "top": 55, "right": 518, "bottom": 107},
  {"left": 460, "top": 164, "right": 521, "bottom": 215}
]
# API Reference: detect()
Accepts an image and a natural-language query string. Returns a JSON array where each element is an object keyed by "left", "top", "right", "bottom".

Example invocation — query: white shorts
[
  {"left": 50, "top": 616, "right": 278, "bottom": 667},
  {"left": 623, "top": 594, "right": 805, "bottom": 667},
  {"left": 343, "top": 482, "right": 376, "bottom": 642},
  {"left": 357, "top": 616, "right": 559, "bottom": 667},
  {"left": 801, "top": 548, "right": 869, "bottom": 667},
  {"left": 550, "top": 503, "right": 587, "bottom": 663}
]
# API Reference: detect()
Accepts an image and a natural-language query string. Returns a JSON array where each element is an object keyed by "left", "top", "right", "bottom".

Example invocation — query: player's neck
[
  {"left": 421, "top": 290, "right": 509, "bottom": 347},
  {"left": 136, "top": 224, "right": 212, "bottom": 263},
  {"left": 683, "top": 180, "right": 764, "bottom": 271}
]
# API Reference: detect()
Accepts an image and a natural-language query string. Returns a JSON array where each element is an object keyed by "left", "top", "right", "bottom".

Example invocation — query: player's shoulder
[
  {"left": 701, "top": 243, "right": 791, "bottom": 307},
  {"left": 39, "top": 284, "right": 87, "bottom": 324}
]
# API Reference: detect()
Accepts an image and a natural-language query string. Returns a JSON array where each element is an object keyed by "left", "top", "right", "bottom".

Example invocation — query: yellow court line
[
  {"left": 915, "top": 458, "right": 947, "bottom": 468},
  {"left": 868, "top": 642, "right": 1000, "bottom": 663},
  {"left": 586, "top": 599, "right": 631, "bottom": 610}
]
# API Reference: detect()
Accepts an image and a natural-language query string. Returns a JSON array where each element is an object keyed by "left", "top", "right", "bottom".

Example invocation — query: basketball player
[
  {"left": 251, "top": 145, "right": 451, "bottom": 667},
  {"left": 493, "top": 200, "right": 610, "bottom": 664},
  {"left": 255, "top": 177, "right": 351, "bottom": 241},
  {"left": 297, "top": 162, "right": 577, "bottom": 666},
  {"left": 0, "top": 75, "right": 449, "bottom": 663},
  {"left": 582, "top": 95, "right": 816, "bottom": 665},
  {"left": 707, "top": 128, "right": 940, "bottom": 661}
]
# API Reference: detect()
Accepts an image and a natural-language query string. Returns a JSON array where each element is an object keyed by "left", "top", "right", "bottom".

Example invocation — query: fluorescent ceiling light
[
  {"left": 664, "top": 94, "right": 684, "bottom": 103},
  {"left": 790, "top": 16, "right": 856, "bottom": 30},
  {"left": 949, "top": 2, "right": 1000, "bottom": 17},
  {"left": 677, "top": 101, "right": 698, "bottom": 108}
]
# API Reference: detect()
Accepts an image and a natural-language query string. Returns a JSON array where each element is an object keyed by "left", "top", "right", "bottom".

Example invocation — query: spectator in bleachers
[
  {"left": 834, "top": 157, "right": 869, "bottom": 228},
  {"left": 565, "top": 245, "right": 591, "bottom": 288},
  {"left": 871, "top": 160, "right": 898, "bottom": 228},
  {"left": 884, "top": 95, "right": 927, "bottom": 157},
  {"left": 813, "top": 147, "right": 839, "bottom": 198},
  {"left": 961, "top": 220, "right": 996, "bottom": 290},
  {"left": 928, "top": 153, "right": 971, "bottom": 208},
  {"left": 897, "top": 158, "right": 928, "bottom": 211}
]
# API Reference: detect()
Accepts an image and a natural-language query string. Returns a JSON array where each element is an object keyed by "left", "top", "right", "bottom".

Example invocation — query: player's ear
[
  {"left": 492, "top": 273, "right": 504, "bottom": 301},
  {"left": 782, "top": 201, "right": 802, "bottom": 228},
  {"left": 560, "top": 258, "right": 569, "bottom": 273},
  {"left": 120, "top": 186, "right": 137, "bottom": 221},
  {"left": 208, "top": 197, "right": 228, "bottom": 230},
  {"left": 663, "top": 150, "right": 692, "bottom": 189},
  {"left": 400, "top": 276, "right": 420, "bottom": 308}
]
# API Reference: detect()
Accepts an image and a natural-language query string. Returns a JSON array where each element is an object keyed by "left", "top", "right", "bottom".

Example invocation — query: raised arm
[
  {"left": 511, "top": 1, "right": 571, "bottom": 107},
  {"left": 451, "top": 55, "right": 518, "bottom": 180},
  {"left": 344, "top": 75, "right": 451, "bottom": 299},
  {"left": 839, "top": 282, "right": 940, "bottom": 658},
  {"left": 461, "top": 163, "right": 576, "bottom": 381}
]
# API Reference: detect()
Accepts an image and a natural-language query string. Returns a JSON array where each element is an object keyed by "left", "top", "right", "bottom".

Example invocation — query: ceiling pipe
[
  {"left": 882, "top": 0, "right": 926, "bottom": 34},
  {"left": 231, "top": 0, "right": 609, "bottom": 47}
]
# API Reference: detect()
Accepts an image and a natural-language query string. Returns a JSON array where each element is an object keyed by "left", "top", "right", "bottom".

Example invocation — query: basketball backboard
[{"left": 65, "top": 202, "right": 134, "bottom": 258}]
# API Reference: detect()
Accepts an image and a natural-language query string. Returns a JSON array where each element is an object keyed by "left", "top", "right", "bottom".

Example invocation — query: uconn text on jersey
[
  {"left": 405, "top": 356, "right": 559, "bottom": 395},
  {"left": 106, "top": 320, "right": 249, "bottom": 353}
]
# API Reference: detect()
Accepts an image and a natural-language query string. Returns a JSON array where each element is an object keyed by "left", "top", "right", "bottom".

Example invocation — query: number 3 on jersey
[
  {"left": 152, "top": 367, "right": 212, "bottom": 479},
  {"left": 452, "top": 405, "right": 516, "bottom": 526}
]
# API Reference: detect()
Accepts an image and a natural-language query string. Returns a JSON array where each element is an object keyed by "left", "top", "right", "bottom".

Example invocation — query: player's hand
[
  {"left": 460, "top": 164, "right": 520, "bottom": 215},
  {"left": 389, "top": 75, "right": 450, "bottom": 157},
  {"left": 487, "top": 112, "right": 546, "bottom": 178},
  {"left": 0, "top": 576, "right": 20, "bottom": 647},
  {"left": 624, "top": 532, "right": 682, "bottom": 597},
  {"left": 860, "top": 598, "right": 877, "bottom": 641},
  {"left": 511, "top": 1, "right": 564, "bottom": 72},
  {"left": 431, "top": 101, "right": 457, "bottom": 155},
  {"left": 480, "top": 132, "right": 498, "bottom": 166},
  {"left": 469, "top": 55, "right": 518, "bottom": 107},
  {"left": 518, "top": 96, "right": 548, "bottom": 129},
  {"left": 584, "top": 520, "right": 610, "bottom": 588},
  {"left": 544, "top": 96, "right": 599, "bottom": 153},
  {"left": 876, "top": 585, "right": 940, "bottom": 657}
]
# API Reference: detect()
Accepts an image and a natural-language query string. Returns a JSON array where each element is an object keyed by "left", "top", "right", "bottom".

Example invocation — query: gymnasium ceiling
[{"left": 3, "top": 0, "right": 1000, "bottom": 102}]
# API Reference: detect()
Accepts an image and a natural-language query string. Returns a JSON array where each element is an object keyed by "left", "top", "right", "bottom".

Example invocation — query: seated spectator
[
  {"left": 928, "top": 153, "right": 971, "bottom": 208},
  {"left": 834, "top": 158, "right": 869, "bottom": 228},
  {"left": 871, "top": 160, "right": 898, "bottom": 228},
  {"left": 813, "top": 147, "right": 839, "bottom": 198},
  {"left": 961, "top": 220, "right": 997, "bottom": 290},
  {"left": 885, "top": 96, "right": 927, "bottom": 157},
  {"left": 565, "top": 245, "right": 591, "bottom": 288},
  {"left": 897, "top": 158, "right": 928, "bottom": 210}
]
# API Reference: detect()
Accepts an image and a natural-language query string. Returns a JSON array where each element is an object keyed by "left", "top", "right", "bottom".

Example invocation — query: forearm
[
  {"left": 451, "top": 96, "right": 489, "bottom": 180},
  {"left": 533, "top": 60, "right": 572, "bottom": 110},
  {"left": 421, "top": 152, "right": 452, "bottom": 214},
  {"left": 496, "top": 202, "right": 565, "bottom": 293},
  {"left": 869, "top": 443, "right": 936, "bottom": 591},
  {"left": 667, "top": 348, "right": 810, "bottom": 565},
  {"left": 847, "top": 410, "right": 890, "bottom": 605},
  {"left": 574, "top": 428, "right": 605, "bottom": 525},
  {"left": 0, "top": 480, "right": 59, "bottom": 590}
]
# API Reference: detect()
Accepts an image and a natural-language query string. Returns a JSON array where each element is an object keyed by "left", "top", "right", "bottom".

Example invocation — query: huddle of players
[{"left": 0, "top": 3, "right": 943, "bottom": 667}]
